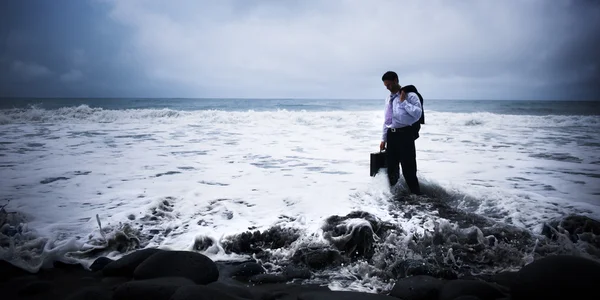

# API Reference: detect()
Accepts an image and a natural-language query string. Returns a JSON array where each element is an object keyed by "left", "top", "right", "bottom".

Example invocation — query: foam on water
[{"left": 1, "top": 105, "right": 599, "bottom": 288}]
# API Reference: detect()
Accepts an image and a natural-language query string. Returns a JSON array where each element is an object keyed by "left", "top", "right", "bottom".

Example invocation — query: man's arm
[
  {"left": 381, "top": 98, "right": 389, "bottom": 142},
  {"left": 394, "top": 92, "right": 422, "bottom": 124}
]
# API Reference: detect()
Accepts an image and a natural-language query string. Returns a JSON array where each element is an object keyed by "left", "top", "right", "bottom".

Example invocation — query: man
[{"left": 379, "top": 71, "right": 422, "bottom": 195}]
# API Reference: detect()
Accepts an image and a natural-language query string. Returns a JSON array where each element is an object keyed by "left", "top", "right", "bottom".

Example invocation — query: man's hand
[
  {"left": 380, "top": 141, "right": 386, "bottom": 151},
  {"left": 400, "top": 90, "right": 406, "bottom": 102}
]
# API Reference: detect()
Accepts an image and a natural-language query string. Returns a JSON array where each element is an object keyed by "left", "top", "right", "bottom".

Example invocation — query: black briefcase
[{"left": 370, "top": 151, "right": 387, "bottom": 177}]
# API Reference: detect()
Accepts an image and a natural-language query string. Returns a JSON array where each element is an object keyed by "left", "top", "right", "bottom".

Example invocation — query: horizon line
[{"left": 1, "top": 97, "right": 599, "bottom": 102}]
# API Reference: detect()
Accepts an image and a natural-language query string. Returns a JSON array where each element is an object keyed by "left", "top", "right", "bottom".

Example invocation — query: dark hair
[{"left": 381, "top": 71, "right": 398, "bottom": 82}]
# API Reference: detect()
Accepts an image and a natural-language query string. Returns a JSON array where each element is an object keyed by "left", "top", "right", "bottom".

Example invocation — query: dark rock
[
  {"left": 438, "top": 279, "right": 506, "bottom": 300},
  {"left": 298, "top": 290, "right": 399, "bottom": 299},
  {"left": 489, "top": 271, "right": 517, "bottom": 288},
  {"left": 113, "top": 277, "right": 194, "bottom": 300},
  {"left": 193, "top": 235, "right": 214, "bottom": 251},
  {"left": 432, "top": 232, "right": 444, "bottom": 245},
  {"left": 80, "top": 276, "right": 98, "bottom": 284},
  {"left": 54, "top": 261, "right": 85, "bottom": 271},
  {"left": 541, "top": 222, "right": 558, "bottom": 240},
  {"left": 322, "top": 211, "right": 399, "bottom": 260},
  {"left": 486, "top": 236, "right": 498, "bottom": 247},
  {"left": 222, "top": 226, "right": 301, "bottom": 256},
  {"left": 283, "top": 265, "right": 312, "bottom": 280},
  {"left": 480, "top": 226, "right": 532, "bottom": 249},
  {"left": 133, "top": 250, "right": 219, "bottom": 284},
  {"left": 560, "top": 215, "right": 600, "bottom": 236},
  {"left": 101, "top": 276, "right": 130, "bottom": 288},
  {"left": 18, "top": 280, "right": 53, "bottom": 296},
  {"left": 207, "top": 282, "right": 254, "bottom": 299},
  {"left": 543, "top": 215, "right": 600, "bottom": 248},
  {"left": 230, "top": 262, "right": 266, "bottom": 278},
  {"left": 391, "top": 259, "right": 457, "bottom": 280},
  {"left": 0, "top": 260, "right": 30, "bottom": 282},
  {"left": 452, "top": 297, "right": 482, "bottom": 300},
  {"left": 292, "top": 247, "right": 344, "bottom": 269},
  {"left": 389, "top": 275, "right": 444, "bottom": 300},
  {"left": 511, "top": 255, "right": 600, "bottom": 300},
  {"left": 250, "top": 283, "right": 330, "bottom": 300},
  {"left": 249, "top": 274, "right": 288, "bottom": 284},
  {"left": 170, "top": 285, "right": 244, "bottom": 300},
  {"left": 64, "top": 286, "right": 112, "bottom": 300},
  {"left": 89, "top": 257, "right": 113, "bottom": 272},
  {"left": 466, "top": 227, "right": 484, "bottom": 245},
  {"left": 102, "top": 248, "right": 163, "bottom": 277}
]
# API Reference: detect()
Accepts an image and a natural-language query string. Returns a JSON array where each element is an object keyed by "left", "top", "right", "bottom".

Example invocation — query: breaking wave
[
  {"left": 1, "top": 105, "right": 599, "bottom": 127},
  {"left": 2, "top": 182, "right": 599, "bottom": 292}
]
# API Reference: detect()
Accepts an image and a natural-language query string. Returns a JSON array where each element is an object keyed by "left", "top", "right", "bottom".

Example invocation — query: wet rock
[
  {"left": 322, "top": 211, "right": 402, "bottom": 259},
  {"left": 207, "top": 282, "right": 254, "bottom": 299},
  {"left": 438, "top": 279, "right": 506, "bottom": 300},
  {"left": 292, "top": 246, "right": 344, "bottom": 269},
  {"left": 222, "top": 226, "right": 301, "bottom": 256},
  {"left": 322, "top": 211, "right": 398, "bottom": 260},
  {"left": 389, "top": 275, "right": 444, "bottom": 300},
  {"left": 18, "top": 280, "right": 53, "bottom": 296},
  {"left": 101, "top": 276, "right": 130, "bottom": 287},
  {"left": 113, "top": 277, "right": 194, "bottom": 300},
  {"left": 102, "top": 248, "right": 163, "bottom": 277},
  {"left": 133, "top": 250, "right": 219, "bottom": 284},
  {"left": 170, "top": 285, "right": 242, "bottom": 300},
  {"left": 465, "top": 227, "right": 485, "bottom": 245},
  {"left": 0, "top": 260, "right": 30, "bottom": 282},
  {"left": 488, "top": 271, "right": 517, "bottom": 288},
  {"left": 543, "top": 215, "right": 600, "bottom": 248},
  {"left": 558, "top": 215, "right": 600, "bottom": 235},
  {"left": 230, "top": 262, "right": 266, "bottom": 278},
  {"left": 298, "top": 290, "right": 399, "bottom": 299},
  {"left": 89, "top": 257, "right": 113, "bottom": 272},
  {"left": 510, "top": 255, "right": 600, "bottom": 300},
  {"left": 249, "top": 273, "right": 288, "bottom": 284},
  {"left": 479, "top": 226, "right": 533, "bottom": 249},
  {"left": 193, "top": 235, "right": 214, "bottom": 251},
  {"left": 391, "top": 259, "right": 457, "bottom": 280},
  {"left": 64, "top": 286, "right": 112, "bottom": 300},
  {"left": 283, "top": 265, "right": 312, "bottom": 280},
  {"left": 250, "top": 283, "right": 330, "bottom": 300}
]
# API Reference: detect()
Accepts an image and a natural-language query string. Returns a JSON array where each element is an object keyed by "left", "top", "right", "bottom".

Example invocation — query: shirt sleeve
[
  {"left": 382, "top": 97, "right": 389, "bottom": 142},
  {"left": 398, "top": 92, "right": 422, "bottom": 124}
]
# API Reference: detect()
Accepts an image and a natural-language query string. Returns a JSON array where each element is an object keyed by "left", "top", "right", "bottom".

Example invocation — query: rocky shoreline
[
  {"left": 2, "top": 248, "right": 600, "bottom": 300},
  {"left": 3, "top": 194, "right": 600, "bottom": 299}
]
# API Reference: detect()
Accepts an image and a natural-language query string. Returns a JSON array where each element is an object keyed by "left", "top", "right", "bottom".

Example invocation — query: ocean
[{"left": 1, "top": 98, "right": 599, "bottom": 292}]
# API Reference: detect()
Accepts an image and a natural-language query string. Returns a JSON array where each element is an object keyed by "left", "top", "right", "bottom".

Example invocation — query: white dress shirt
[{"left": 381, "top": 92, "right": 423, "bottom": 142}]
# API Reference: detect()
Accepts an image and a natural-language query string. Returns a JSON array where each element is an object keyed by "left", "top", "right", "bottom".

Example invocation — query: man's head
[
  {"left": 390, "top": 83, "right": 401, "bottom": 94},
  {"left": 381, "top": 71, "right": 399, "bottom": 92}
]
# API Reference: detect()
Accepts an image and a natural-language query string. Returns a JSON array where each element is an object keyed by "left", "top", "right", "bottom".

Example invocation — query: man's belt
[{"left": 388, "top": 126, "right": 411, "bottom": 133}]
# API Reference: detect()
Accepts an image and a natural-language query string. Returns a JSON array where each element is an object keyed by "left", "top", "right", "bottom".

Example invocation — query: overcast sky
[{"left": 1, "top": 0, "right": 599, "bottom": 100}]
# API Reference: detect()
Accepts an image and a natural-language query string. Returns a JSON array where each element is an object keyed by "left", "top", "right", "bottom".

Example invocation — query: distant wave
[{"left": 0, "top": 105, "right": 599, "bottom": 128}]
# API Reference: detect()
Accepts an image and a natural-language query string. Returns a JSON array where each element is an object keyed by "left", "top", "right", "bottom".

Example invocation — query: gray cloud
[
  {"left": 10, "top": 60, "right": 52, "bottom": 80},
  {"left": 102, "top": 0, "right": 600, "bottom": 100},
  {"left": 1, "top": 0, "right": 599, "bottom": 100},
  {"left": 60, "top": 69, "right": 83, "bottom": 83}
]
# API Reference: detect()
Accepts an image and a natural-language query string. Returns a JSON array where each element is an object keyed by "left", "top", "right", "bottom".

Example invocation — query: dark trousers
[{"left": 386, "top": 127, "right": 421, "bottom": 194}]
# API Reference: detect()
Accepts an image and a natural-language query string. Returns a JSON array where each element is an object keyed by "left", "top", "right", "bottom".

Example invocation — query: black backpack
[{"left": 400, "top": 85, "right": 424, "bottom": 139}]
